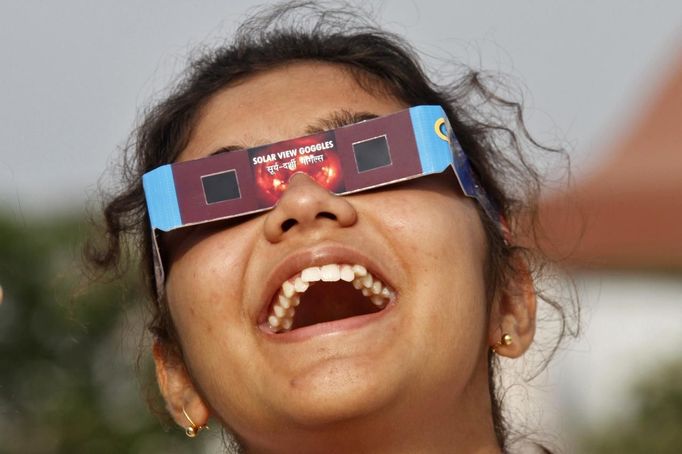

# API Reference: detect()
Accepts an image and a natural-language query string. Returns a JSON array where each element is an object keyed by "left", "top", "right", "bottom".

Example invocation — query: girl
[{"left": 89, "top": 3, "right": 573, "bottom": 452}]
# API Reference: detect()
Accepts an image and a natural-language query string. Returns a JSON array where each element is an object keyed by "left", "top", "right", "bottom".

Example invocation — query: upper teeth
[{"left": 267, "top": 263, "right": 394, "bottom": 333}]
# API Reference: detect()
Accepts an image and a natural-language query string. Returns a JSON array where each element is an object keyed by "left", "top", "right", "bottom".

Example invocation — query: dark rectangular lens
[
  {"left": 202, "top": 170, "right": 241, "bottom": 204},
  {"left": 353, "top": 135, "right": 391, "bottom": 172}
]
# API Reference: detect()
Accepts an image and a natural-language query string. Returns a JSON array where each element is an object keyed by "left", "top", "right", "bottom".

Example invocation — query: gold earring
[
  {"left": 182, "top": 405, "right": 208, "bottom": 438},
  {"left": 491, "top": 333, "right": 512, "bottom": 353}
]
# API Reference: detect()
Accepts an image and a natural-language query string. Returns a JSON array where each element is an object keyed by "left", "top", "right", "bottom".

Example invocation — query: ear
[
  {"left": 487, "top": 253, "right": 537, "bottom": 358},
  {"left": 153, "top": 340, "right": 210, "bottom": 431}
]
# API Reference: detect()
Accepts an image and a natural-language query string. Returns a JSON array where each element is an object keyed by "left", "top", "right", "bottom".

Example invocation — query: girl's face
[{"left": 156, "top": 62, "right": 518, "bottom": 449}]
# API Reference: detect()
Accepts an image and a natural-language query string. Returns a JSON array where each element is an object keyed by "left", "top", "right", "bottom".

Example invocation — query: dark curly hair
[{"left": 86, "top": 1, "right": 577, "bottom": 451}]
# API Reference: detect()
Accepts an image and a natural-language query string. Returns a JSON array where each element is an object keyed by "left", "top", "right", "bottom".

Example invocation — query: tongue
[{"left": 291, "top": 281, "right": 381, "bottom": 329}]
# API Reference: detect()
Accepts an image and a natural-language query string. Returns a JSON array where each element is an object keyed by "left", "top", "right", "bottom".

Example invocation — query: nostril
[
  {"left": 316, "top": 212, "right": 337, "bottom": 221},
  {"left": 281, "top": 218, "right": 297, "bottom": 232},
  {"left": 280, "top": 212, "right": 338, "bottom": 233}
]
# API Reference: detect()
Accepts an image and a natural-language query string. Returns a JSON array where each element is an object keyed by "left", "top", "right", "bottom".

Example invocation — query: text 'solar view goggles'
[{"left": 143, "top": 105, "right": 501, "bottom": 293}]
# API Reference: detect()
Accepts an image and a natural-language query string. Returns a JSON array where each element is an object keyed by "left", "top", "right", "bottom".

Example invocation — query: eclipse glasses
[{"left": 143, "top": 105, "right": 500, "bottom": 292}]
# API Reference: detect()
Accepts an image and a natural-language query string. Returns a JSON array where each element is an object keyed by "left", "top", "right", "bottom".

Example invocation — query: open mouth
[{"left": 262, "top": 263, "right": 395, "bottom": 333}]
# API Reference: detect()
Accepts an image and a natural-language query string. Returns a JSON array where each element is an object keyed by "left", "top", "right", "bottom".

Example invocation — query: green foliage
[
  {"left": 579, "top": 359, "right": 682, "bottom": 454},
  {"left": 0, "top": 213, "right": 217, "bottom": 453}
]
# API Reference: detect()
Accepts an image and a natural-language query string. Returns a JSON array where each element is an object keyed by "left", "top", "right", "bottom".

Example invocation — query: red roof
[{"left": 535, "top": 52, "right": 682, "bottom": 270}]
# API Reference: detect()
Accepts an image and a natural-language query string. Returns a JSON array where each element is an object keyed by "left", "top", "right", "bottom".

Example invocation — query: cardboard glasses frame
[{"left": 143, "top": 105, "right": 501, "bottom": 294}]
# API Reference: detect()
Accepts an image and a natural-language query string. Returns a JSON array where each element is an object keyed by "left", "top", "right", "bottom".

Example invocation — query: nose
[{"left": 263, "top": 173, "right": 357, "bottom": 242}]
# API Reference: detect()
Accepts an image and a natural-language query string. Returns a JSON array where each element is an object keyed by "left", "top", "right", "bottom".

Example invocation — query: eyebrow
[
  {"left": 208, "top": 109, "right": 379, "bottom": 157},
  {"left": 304, "top": 110, "right": 379, "bottom": 134}
]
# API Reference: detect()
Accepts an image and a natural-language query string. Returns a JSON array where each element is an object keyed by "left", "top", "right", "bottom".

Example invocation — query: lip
[{"left": 255, "top": 242, "right": 399, "bottom": 330}]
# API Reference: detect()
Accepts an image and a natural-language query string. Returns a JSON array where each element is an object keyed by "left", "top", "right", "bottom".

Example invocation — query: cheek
[
  {"left": 163, "top": 226, "right": 269, "bottom": 420},
  {"left": 371, "top": 188, "right": 486, "bottom": 274},
  {"left": 366, "top": 189, "right": 490, "bottom": 366},
  {"left": 164, "top": 226, "right": 257, "bottom": 347}
]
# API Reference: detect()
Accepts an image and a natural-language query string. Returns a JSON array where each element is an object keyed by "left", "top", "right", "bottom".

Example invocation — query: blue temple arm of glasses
[
  {"left": 410, "top": 106, "right": 500, "bottom": 223},
  {"left": 143, "top": 165, "right": 183, "bottom": 232}
]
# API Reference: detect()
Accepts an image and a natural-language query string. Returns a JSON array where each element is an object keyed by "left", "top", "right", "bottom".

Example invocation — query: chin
[{"left": 271, "top": 356, "right": 404, "bottom": 427}]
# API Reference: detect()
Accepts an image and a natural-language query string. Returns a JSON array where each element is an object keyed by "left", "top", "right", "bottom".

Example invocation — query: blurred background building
[
  {"left": 0, "top": 1, "right": 680, "bottom": 453},
  {"left": 526, "top": 45, "right": 682, "bottom": 454}
]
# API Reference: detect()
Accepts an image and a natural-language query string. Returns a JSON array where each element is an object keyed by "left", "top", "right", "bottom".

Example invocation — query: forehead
[{"left": 180, "top": 62, "right": 408, "bottom": 162}]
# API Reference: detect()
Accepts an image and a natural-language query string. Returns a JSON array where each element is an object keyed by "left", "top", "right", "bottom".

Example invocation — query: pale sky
[{"left": 0, "top": 0, "right": 680, "bottom": 217}]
